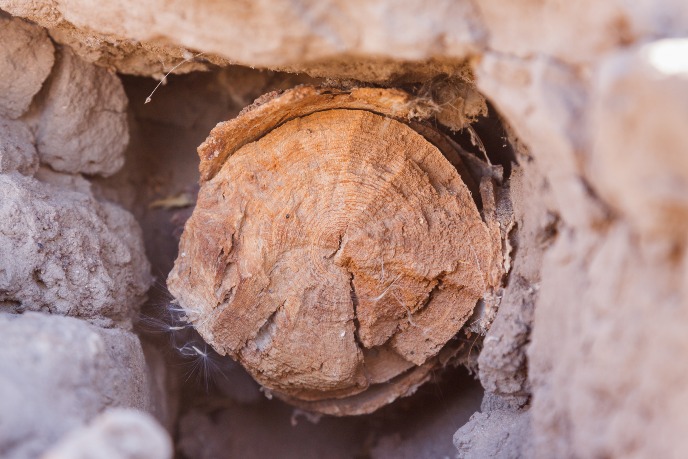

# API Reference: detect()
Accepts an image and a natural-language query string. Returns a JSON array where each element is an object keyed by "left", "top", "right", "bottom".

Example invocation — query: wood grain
[{"left": 168, "top": 87, "right": 502, "bottom": 415}]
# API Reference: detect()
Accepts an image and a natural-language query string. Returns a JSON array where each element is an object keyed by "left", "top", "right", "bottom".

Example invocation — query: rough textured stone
[
  {"left": 0, "top": 0, "right": 485, "bottom": 81},
  {"left": 0, "top": 118, "right": 39, "bottom": 175},
  {"left": 0, "top": 312, "right": 154, "bottom": 459},
  {"left": 36, "top": 46, "right": 129, "bottom": 177},
  {"left": 0, "top": 15, "right": 54, "bottom": 119},
  {"left": 453, "top": 409, "right": 532, "bottom": 459},
  {"left": 589, "top": 39, "right": 688, "bottom": 238},
  {"left": 42, "top": 409, "right": 173, "bottom": 459},
  {"left": 0, "top": 172, "right": 150, "bottom": 327},
  {"left": 4, "top": 0, "right": 687, "bottom": 80},
  {"left": 476, "top": 163, "right": 556, "bottom": 407},
  {"left": 529, "top": 225, "right": 688, "bottom": 458},
  {"left": 475, "top": 0, "right": 688, "bottom": 65},
  {"left": 521, "top": 38, "right": 688, "bottom": 459}
]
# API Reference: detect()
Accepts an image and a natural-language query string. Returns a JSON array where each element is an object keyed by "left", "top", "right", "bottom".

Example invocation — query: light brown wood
[{"left": 168, "top": 87, "right": 502, "bottom": 415}]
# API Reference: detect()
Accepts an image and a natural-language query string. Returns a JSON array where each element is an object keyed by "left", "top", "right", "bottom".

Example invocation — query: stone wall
[
  {"left": 0, "top": 14, "right": 170, "bottom": 459},
  {"left": 1, "top": 1, "right": 688, "bottom": 457}
]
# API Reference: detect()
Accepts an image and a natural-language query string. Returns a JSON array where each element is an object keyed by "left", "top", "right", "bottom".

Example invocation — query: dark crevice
[
  {"left": 410, "top": 96, "right": 517, "bottom": 179},
  {"left": 349, "top": 271, "right": 365, "bottom": 351},
  {"left": 32, "top": 269, "right": 46, "bottom": 289},
  {"left": 0, "top": 299, "right": 23, "bottom": 314}
]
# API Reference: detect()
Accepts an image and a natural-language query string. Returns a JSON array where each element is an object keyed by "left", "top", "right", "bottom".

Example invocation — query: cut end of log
[{"left": 167, "top": 86, "right": 504, "bottom": 415}]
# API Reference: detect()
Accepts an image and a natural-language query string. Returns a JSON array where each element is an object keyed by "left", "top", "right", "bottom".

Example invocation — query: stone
[
  {"left": 0, "top": 117, "right": 39, "bottom": 175},
  {"left": 3, "top": 1, "right": 688, "bottom": 457},
  {"left": 0, "top": 0, "right": 485, "bottom": 81},
  {"left": 42, "top": 409, "right": 173, "bottom": 459},
  {"left": 0, "top": 15, "right": 54, "bottom": 119},
  {"left": 475, "top": 0, "right": 688, "bottom": 65},
  {"left": 476, "top": 163, "right": 556, "bottom": 407},
  {"left": 0, "top": 172, "right": 150, "bottom": 327},
  {"left": 453, "top": 409, "right": 532, "bottom": 459},
  {"left": 0, "top": 312, "right": 154, "bottom": 459},
  {"left": 529, "top": 224, "right": 688, "bottom": 458},
  {"left": 36, "top": 47, "right": 129, "bottom": 177},
  {"left": 589, "top": 39, "right": 688, "bottom": 238}
]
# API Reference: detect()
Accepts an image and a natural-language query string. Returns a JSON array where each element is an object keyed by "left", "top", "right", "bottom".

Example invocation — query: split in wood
[{"left": 167, "top": 85, "right": 507, "bottom": 415}]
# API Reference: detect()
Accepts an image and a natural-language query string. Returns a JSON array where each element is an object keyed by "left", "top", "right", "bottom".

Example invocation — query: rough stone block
[
  {"left": 589, "top": 39, "right": 688, "bottom": 238},
  {"left": 0, "top": 172, "right": 150, "bottom": 326},
  {"left": 0, "top": 312, "right": 154, "bottom": 459},
  {"left": 0, "top": 118, "right": 39, "bottom": 175},
  {"left": 0, "top": 15, "right": 54, "bottom": 119},
  {"left": 42, "top": 409, "right": 173, "bottom": 459},
  {"left": 36, "top": 47, "right": 128, "bottom": 177}
]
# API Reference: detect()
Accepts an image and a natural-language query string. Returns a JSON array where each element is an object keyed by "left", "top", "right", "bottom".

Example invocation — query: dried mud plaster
[{"left": 168, "top": 86, "right": 507, "bottom": 415}]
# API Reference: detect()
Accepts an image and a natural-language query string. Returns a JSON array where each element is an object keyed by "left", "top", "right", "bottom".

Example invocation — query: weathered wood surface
[{"left": 168, "top": 87, "right": 502, "bottom": 414}]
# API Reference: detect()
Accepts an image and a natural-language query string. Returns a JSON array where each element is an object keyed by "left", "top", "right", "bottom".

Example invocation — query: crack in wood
[{"left": 348, "top": 271, "right": 366, "bottom": 352}]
